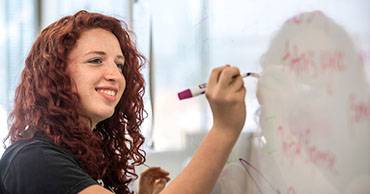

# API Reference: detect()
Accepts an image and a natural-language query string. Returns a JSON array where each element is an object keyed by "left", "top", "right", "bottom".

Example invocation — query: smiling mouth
[{"left": 96, "top": 88, "right": 118, "bottom": 97}]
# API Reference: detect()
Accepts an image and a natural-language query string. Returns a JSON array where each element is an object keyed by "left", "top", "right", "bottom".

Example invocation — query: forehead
[{"left": 69, "top": 28, "right": 123, "bottom": 59}]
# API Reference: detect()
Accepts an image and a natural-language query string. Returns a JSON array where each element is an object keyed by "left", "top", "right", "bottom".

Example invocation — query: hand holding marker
[{"left": 178, "top": 72, "right": 260, "bottom": 100}]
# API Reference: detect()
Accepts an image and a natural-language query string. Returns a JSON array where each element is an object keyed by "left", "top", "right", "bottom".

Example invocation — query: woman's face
[{"left": 67, "top": 28, "right": 126, "bottom": 128}]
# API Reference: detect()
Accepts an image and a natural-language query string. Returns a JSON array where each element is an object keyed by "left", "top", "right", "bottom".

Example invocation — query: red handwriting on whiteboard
[
  {"left": 359, "top": 50, "right": 369, "bottom": 64},
  {"left": 282, "top": 43, "right": 316, "bottom": 76},
  {"left": 307, "top": 146, "right": 336, "bottom": 170},
  {"left": 239, "top": 158, "right": 298, "bottom": 194},
  {"left": 287, "top": 187, "right": 298, "bottom": 194},
  {"left": 286, "top": 11, "right": 322, "bottom": 25},
  {"left": 287, "top": 14, "right": 305, "bottom": 25},
  {"left": 278, "top": 127, "right": 304, "bottom": 162},
  {"left": 349, "top": 95, "right": 370, "bottom": 123},
  {"left": 319, "top": 51, "right": 345, "bottom": 72},
  {"left": 277, "top": 125, "right": 337, "bottom": 172},
  {"left": 282, "top": 42, "right": 346, "bottom": 76}
]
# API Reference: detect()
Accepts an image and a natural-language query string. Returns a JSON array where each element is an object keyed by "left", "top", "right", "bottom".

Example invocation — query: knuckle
[
  {"left": 229, "top": 66, "right": 240, "bottom": 75},
  {"left": 234, "top": 67, "right": 241, "bottom": 74},
  {"left": 211, "top": 67, "right": 222, "bottom": 73},
  {"left": 223, "top": 67, "right": 238, "bottom": 77},
  {"left": 224, "top": 67, "right": 233, "bottom": 73}
]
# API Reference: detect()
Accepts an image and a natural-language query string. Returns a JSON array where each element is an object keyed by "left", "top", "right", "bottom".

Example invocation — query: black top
[{"left": 0, "top": 133, "right": 98, "bottom": 194}]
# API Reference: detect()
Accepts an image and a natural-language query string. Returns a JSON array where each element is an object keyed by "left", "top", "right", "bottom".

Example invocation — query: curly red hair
[{"left": 7, "top": 10, "right": 146, "bottom": 193}]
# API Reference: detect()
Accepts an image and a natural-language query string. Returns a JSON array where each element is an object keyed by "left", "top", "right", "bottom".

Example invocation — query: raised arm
[{"left": 160, "top": 65, "right": 246, "bottom": 194}]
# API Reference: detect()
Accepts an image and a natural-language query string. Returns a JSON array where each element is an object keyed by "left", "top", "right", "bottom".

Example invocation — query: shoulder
[
  {"left": 0, "top": 134, "right": 78, "bottom": 176},
  {"left": 0, "top": 134, "right": 97, "bottom": 194}
]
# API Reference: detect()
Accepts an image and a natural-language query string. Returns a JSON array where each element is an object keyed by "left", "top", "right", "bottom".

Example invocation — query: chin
[
  {"left": 103, "top": 111, "right": 115, "bottom": 120},
  {"left": 94, "top": 110, "right": 116, "bottom": 123}
]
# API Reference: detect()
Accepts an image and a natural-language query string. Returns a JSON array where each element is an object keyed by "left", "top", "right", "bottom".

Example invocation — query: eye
[
  {"left": 116, "top": 63, "right": 125, "bottom": 72},
  {"left": 88, "top": 58, "right": 103, "bottom": 64}
]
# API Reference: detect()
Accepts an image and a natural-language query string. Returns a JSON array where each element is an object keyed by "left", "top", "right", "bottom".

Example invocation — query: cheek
[
  {"left": 70, "top": 74, "right": 83, "bottom": 93},
  {"left": 67, "top": 66, "right": 80, "bottom": 91},
  {"left": 69, "top": 72, "right": 92, "bottom": 97},
  {"left": 119, "top": 76, "right": 126, "bottom": 96}
]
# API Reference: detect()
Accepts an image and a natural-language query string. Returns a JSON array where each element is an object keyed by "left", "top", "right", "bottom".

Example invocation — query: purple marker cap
[{"left": 177, "top": 89, "right": 193, "bottom": 100}]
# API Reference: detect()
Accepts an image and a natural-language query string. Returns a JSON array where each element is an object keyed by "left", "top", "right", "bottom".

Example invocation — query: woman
[{"left": 0, "top": 10, "right": 246, "bottom": 194}]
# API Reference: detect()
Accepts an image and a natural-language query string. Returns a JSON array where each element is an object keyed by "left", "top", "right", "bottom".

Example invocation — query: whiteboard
[{"left": 215, "top": 11, "right": 370, "bottom": 194}]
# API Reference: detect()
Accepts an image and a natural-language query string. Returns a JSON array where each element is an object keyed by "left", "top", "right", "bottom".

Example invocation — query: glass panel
[
  {"left": 42, "top": 0, "right": 130, "bottom": 27},
  {"left": 133, "top": 0, "right": 370, "bottom": 152},
  {"left": 0, "top": 0, "right": 37, "bottom": 155},
  {"left": 141, "top": 0, "right": 208, "bottom": 151}
]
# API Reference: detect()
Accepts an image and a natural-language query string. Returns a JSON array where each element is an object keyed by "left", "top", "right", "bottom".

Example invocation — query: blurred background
[{"left": 0, "top": 0, "right": 369, "bottom": 173}]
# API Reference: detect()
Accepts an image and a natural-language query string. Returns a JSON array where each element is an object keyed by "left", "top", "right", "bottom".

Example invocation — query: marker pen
[
  {"left": 177, "top": 72, "right": 259, "bottom": 100},
  {"left": 143, "top": 163, "right": 151, "bottom": 168}
]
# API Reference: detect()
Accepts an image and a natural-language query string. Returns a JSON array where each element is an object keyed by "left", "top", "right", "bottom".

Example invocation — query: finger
[
  {"left": 151, "top": 168, "right": 170, "bottom": 177},
  {"left": 157, "top": 168, "right": 170, "bottom": 176},
  {"left": 235, "top": 85, "right": 246, "bottom": 101},
  {"left": 218, "top": 66, "right": 241, "bottom": 89},
  {"left": 153, "top": 178, "right": 169, "bottom": 190},
  {"left": 161, "top": 175, "right": 171, "bottom": 182},
  {"left": 141, "top": 167, "right": 160, "bottom": 173},
  {"left": 151, "top": 176, "right": 170, "bottom": 186},
  {"left": 230, "top": 75, "right": 245, "bottom": 92},
  {"left": 207, "top": 65, "right": 229, "bottom": 89},
  {"left": 152, "top": 180, "right": 167, "bottom": 194},
  {"left": 236, "top": 85, "right": 246, "bottom": 100},
  {"left": 141, "top": 167, "right": 170, "bottom": 179},
  {"left": 140, "top": 167, "right": 160, "bottom": 176},
  {"left": 155, "top": 178, "right": 169, "bottom": 184}
]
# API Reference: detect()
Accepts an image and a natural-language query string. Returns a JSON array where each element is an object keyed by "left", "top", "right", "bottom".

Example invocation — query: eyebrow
[{"left": 85, "top": 51, "right": 125, "bottom": 60}]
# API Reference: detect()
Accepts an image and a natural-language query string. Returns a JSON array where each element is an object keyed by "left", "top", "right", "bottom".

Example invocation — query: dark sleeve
[{"left": 2, "top": 144, "right": 98, "bottom": 194}]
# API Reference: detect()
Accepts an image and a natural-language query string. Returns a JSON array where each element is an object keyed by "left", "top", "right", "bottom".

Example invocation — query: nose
[{"left": 104, "top": 62, "right": 123, "bottom": 82}]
